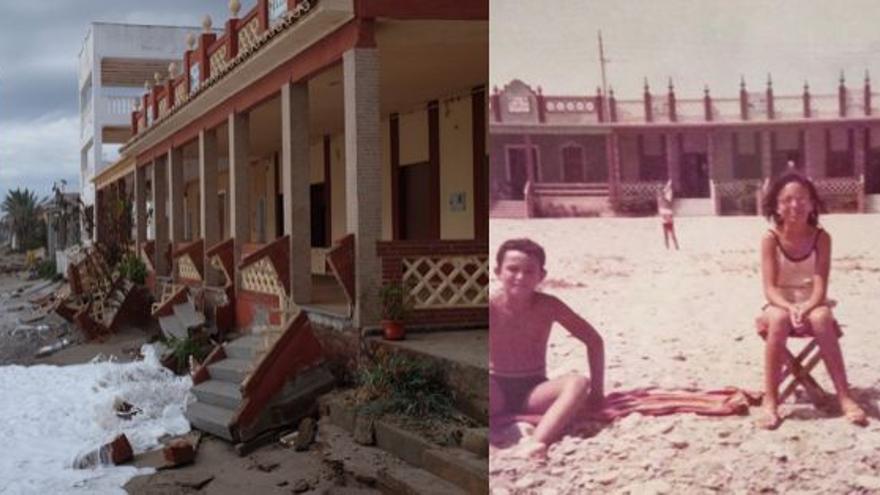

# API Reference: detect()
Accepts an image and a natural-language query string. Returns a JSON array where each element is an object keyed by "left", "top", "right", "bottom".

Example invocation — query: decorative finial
[
  {"left": 186, "top": 33, "right": 196, "bottom": 50},
  {"left": 132, "top": 99, "right": 140, "bottom": 112},
  {"left": 767, "top": 73, "right": 772, "bottom": 88},
  {"left": 202, "top": 15, "right": 213, "bottom": 33},
  {"left": 154, "top": 72, "right": 162, "bottom": 85},
  {"left": 740, "top": 75, "right": 746, "bottom": 89},
  {"left": 229, "top": 0, "right": 241, "bottom": 17},
  {"left": 866, "top": 70, "right": 871, "bottom": 84},
  {"left": 609, "top": 86, "right": 615, "bottom": 97},
  {"left": 668, "top": 77, "right": 674, "bottom": 91},
  {"left": 804, "top": 80, "right": 810, "bottom": 92},
  {"left": 840, "top": 70, "right": 845, "bottom": 85},
  {"left": 536, "top": 85, "right": 542, "bottom": 95},
  {"left": 643, "top": 77, "right": 649, "bottom": 92},
  {"left": 144, "top": 81, "right": 151, "bottom": 93},
  {"left": 168, "top": 62, "right": 177, "bottom": 78},
  {"left": 704, "top": 84, "right": 710, "bottom": 96},
  {"left": 492, "top": 85, "right": 499, "bottom": 94}
]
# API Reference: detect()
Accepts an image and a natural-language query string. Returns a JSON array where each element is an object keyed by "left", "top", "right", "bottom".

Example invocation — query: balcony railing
[{"left": 131, "top": 0, "right": 320, "bottom": 136}]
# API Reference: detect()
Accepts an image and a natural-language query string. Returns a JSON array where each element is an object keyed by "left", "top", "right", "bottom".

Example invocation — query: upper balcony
[{"left": 127, "top": 0, "right": 353, "bottom": 142}]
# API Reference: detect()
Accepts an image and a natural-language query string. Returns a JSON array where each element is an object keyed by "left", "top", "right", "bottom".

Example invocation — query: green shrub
[
  {"left": 378, "top": 281, "right": 412, "bottom": 321},
  {"left": 36, "top": 259, "right": 57, "bottom": 279},
  {"left": 356, "top": 350, "right": 455, "bottom": 419},
  {"left": 118, "top": 253, "right": 147, "bottom": 284},
  {"left": 164, "top": 335, "right": 210, "bottom": 374}
]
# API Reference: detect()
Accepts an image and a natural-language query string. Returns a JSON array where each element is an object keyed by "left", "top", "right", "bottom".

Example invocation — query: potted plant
[{"left": 378, "top": 281, "right": 411, "bottom": 340}]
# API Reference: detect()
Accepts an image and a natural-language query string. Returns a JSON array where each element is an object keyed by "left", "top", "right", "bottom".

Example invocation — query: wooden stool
[{"left": 755, "top": 316, "right": 843, "bottom": 406}]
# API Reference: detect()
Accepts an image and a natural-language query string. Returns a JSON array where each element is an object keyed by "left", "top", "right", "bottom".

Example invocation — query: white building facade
[{"left": 78, "top": 23, "right": 200, "bottom": 241}]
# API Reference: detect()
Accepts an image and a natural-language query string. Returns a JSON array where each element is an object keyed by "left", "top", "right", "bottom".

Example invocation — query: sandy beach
[{"left": 489, "top": 214, "right": 880, "bottom": 494}]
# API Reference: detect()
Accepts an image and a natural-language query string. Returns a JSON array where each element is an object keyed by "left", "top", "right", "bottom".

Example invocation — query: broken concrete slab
[{"left": 72, "top": 434, "right": 133, "bottom": 469}]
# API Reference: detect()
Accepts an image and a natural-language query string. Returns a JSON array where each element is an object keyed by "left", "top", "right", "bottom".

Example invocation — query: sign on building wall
[{"left": 507, "top": 95, "right": 531, "bottom": 113}]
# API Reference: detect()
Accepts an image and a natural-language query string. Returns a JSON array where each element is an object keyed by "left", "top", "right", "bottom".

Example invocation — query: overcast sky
[
  {"left": 492, "top": 0, "right": 880, "bottom": 98},
  {"left": 0, "top": 0, "right": 230, "bottom": 202}
]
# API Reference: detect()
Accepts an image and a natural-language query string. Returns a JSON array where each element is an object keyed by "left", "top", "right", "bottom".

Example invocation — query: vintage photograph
[{"left": 489, "top": 1, "right": 880, "bottom": 493}]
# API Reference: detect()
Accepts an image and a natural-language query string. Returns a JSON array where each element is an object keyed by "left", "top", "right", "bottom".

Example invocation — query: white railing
[
  {"left": 811, "top": 94, "right": 838, "bottom": 119},
  {"left": 269, "top": 0, "right": 287, "bottom": 25},
  {"left": 774, "top": 96, "right": 803, "bottom": 120},
  {"left": 103, "top": 95, "right": 134, "bottom": 116},
  {"left": 615, "top": 100, "right": 645, "bottom": 122},
  {"left": 711, "top": 98, "right": 740, "bottom": 122},
  {"left": 676, "top": 99, "right": 704, "bottom": 122}
]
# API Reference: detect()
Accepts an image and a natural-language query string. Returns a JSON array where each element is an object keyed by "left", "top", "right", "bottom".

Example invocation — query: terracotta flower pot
[{"left": 382, "top": 320, "right": 405, "bottom": 341}]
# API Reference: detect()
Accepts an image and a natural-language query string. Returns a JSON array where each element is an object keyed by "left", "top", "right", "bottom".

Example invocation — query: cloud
[{"left": 0, "top": 115, "right": 80, "bottom": 200}]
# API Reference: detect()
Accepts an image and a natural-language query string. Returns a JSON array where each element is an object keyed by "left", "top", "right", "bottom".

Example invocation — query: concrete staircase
[
  {"left": 489, "top": 199, "right": 527, "bottom": 219},
  {"left": 187, "top": 335, "right": 259, "bottom": 441},
  {"left": 186, "top": 323, "right": 333, "bottom": 444},
  {"left": 157, "top": 296, "right": 206, "bottom": 340}
]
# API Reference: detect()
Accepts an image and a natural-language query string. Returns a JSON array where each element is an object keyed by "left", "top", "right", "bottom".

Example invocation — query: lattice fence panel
[
  {"left": 178, "top": 255, "right": 202, "bottom": 281},
  {"left": 714, "top": 179, "right": 762, "bottom": 197},
  {"left": 174, "top": 83, "right": 187, "bottom": 106},
  {"left": 403, "top": 255, "right": 489, "bottom": 309},
  {"left": 210, "top": 46, "right": 229, "bottom": 78},
  {"left": 619, "top": 181, "right": 665, "bottom": 199},
  {"left": 815, "top": 178, "right": 861, "bottom": 195},
  {"left": 241, "top": 258, "right": 285, "bottom": 298},
  {"left": 237, "top": 17, "right": 261, "bottom": 54},
  {"left": 210, "top": 255, "right": 230, "bottom": 286}
]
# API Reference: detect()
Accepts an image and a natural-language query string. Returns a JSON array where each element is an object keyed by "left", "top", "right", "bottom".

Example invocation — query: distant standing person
[{"left": 658, "top": 180, "right": 679, "bottom": 250}]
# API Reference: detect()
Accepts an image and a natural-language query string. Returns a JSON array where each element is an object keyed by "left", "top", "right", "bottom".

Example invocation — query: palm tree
[{"left": 1, "top": 188, "right": 44, "bottom": 251}]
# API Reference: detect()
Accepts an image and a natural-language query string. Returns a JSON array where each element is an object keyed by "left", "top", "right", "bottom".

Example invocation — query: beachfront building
[
  {"left": 490, "top": 75, "right": 880, "bottom": 218},
  {"left": 79, "top": 22, "right": 205, "bottom": 243},
  {"left": 92, "top": 0, "right": 488, "bottom": 442}
]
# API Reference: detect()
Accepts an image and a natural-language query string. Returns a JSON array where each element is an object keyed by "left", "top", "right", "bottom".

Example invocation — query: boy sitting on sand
[{"left": 490, "top": 238, "right": 605, "bottom": 458}]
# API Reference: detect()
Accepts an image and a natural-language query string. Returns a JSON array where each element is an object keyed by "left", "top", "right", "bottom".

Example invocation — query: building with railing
[
  {"left": 490, "top": 75, "right": 880, "bottom": 217},
  {"left": 79, "top": 22, "right": 207, "bottom": 242},
  {"left": 91, "top": 0, "right": 489, "bottom": 435}
]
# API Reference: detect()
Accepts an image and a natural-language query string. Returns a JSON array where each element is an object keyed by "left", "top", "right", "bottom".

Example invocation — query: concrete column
[
  {"left": 199, "top": 128, "right": 220, "bottom": 284},
  {"left": 760, "top": 131, "right": 773, "bottom": 179},
  {"left": 707, "top": 132, "right": 720, "bottom": 215},
  {"left": 152, "top": 158, "right": 169, "bottom": 276},
  {"left": 281, "top": 81, "right": 312, "bottom": 304},
  {"left": 168, "top": 147, "right": 185, "bottom": 246},
  {"left": 854, "top": 127, "right": 867, "bottom": 177},
  {"left": 229, "top": 112, "right": 251, "bottom": 290},
  {"left": 134, "top": 165, "right": 147, "bottom": 250},
  {"left": 607, "top": 133, "right": 621, "bottom": 211},
  {"left": 343, "top": 47, "right": 382, "bottom": 327}
]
